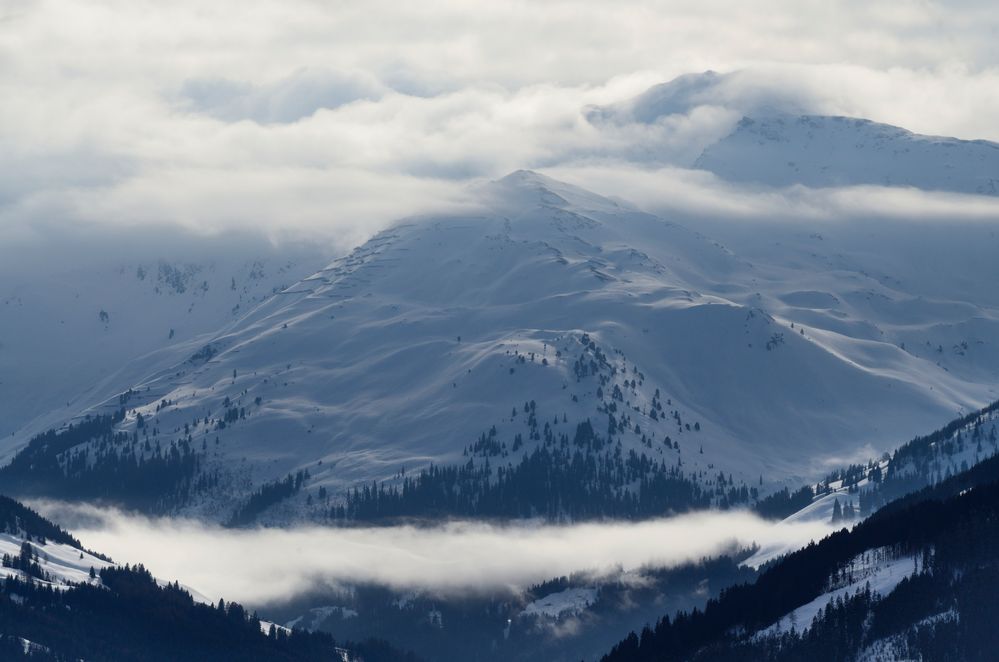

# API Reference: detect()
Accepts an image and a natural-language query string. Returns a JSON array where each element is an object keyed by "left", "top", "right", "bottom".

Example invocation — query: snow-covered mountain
[
  {"left": 5, "top": 170, "right": 996, "bottom": 522},
  {"left": 588, "top": 71, "right": 999, "bottom": 196},
  {"left": 4, "top": 71, "right": 999, "bottom": 522},
  {"left": 695, "top": 114, "right": 999, "bottom": 194},
  {"left": 0, "top": 230, "right": 332, "bottom": 456}
]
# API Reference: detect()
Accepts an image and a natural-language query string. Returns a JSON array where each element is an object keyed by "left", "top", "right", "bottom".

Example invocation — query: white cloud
[
  {"left": 36, "top": 501, "right": 832, "bottom": 605},
  {"left": 177, "top": 69, "right": 387, "bottom": 123},
  {"left": 542, "top": 163, "right": 999, "bottom": 223},
  {"left": 1, "top": 0, "right": 998, "bottom": 245}
]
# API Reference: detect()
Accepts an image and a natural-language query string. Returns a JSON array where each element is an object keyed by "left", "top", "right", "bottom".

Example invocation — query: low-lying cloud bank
[
  {"left": 543, "top": 164, "right": 999, "bottom": 223},
  {"left": 35, "top": 502, "right": 831, "bottom": 606}
]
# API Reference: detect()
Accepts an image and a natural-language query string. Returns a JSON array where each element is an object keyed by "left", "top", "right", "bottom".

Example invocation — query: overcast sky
[{"left": 2, "top": 0, "right": 998, "bottom": 244}]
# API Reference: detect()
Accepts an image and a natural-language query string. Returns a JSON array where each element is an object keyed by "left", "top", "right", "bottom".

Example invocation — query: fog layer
[{"left": 35, "top": 501, "right": 831, "bottom": 605}]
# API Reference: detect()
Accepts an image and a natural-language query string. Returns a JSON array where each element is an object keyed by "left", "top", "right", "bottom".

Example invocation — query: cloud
[
  {"left": 36, "top": 501, "right": 832, "bottom": 605},
  {"left": 178, "top": 69, "right": 387, "bottom": 123},
  {"left": 1, "top": 0, "right": 999, "bottom": 246},
  {"left": 542, "top": 162, "right": 999, "bottom": 223},
  {"left": 586, "top": 70, "right": 820, "bottom": 127}
]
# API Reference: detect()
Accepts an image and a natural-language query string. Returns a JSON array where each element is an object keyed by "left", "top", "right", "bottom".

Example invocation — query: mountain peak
[
  {"left": 695, "top": 112, "right": 999, "bottom": 194},
  {"left": 484, "top": 169, "right": 628, "bottom": 215},
  {"left": 497, "top": 169, "right": 551, "bottom": 184}
]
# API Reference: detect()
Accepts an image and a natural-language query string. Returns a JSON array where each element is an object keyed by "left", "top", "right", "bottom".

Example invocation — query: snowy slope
[
  {"left": 695, "top": 113, "right": 999, "bottom": 194},
  {"left": 0, "top": 532, "right": 113, "bottom": 590},
  {"left": 0, "top": 525, "right": 220, "bottom": 606},
  {"left": 15, "top": 170, "right": 993, "bottom": 522},
  {"left": 755, "top": 547, "right": 918, "bottom": 637},
  {"left": 0, "top": 229, "right": 332, "bottom": 458}
]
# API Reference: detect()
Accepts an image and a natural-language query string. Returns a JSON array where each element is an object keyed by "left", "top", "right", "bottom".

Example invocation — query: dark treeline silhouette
[
  {"left": 601, "top": 447, "right": 999, "bottom": 662},
  {"left": 752, "top": 485, "right": 814, "bottom": 520},
  {"left": 227, "top": 470, "right": 309, "bottom": 527},
  {"left": 273, "top": 555, "right": 757, "bottom": 662},
  {"left": 824, "top": 400, "right": 999, "bottom": 515},
  {"left": 0, "top": 494, "right": 82, "bottom": 547},
  {"left": 329, "top": 421, "right": 742, "bottom": 521},
  {"left": 0, "top": 562, "right": 421, "bottom": 661},
  {"left": 0, "top": 409, "right": 202, "bottom": 512},
  {"left": 2, "top": 541, "right": 49, "bottom": 582}
]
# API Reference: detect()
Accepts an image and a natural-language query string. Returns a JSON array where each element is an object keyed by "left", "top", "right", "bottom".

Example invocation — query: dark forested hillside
[
  {"left": 330, "top": 428, "right": 721, "bottom": 522},
  {"left": 826, "top": 399, "right": 999, "bottom": 517},
  {"left": 0, "top": 410, "right": 203, "bottom": 513},
  {"left": 0, "top": 495, "right": 83, "bottom": 549},
  {"left": 0, "top": 561, "right": 423, "bottom": 662},
  {"left": 601, "top": 450, "right": 999, "bottom": 662},
  {"left": 269, "top": 555, "right": 757, "bottom": 662},
  {"left": 0, "top": 494, "right": 420, "bottom": 662}
]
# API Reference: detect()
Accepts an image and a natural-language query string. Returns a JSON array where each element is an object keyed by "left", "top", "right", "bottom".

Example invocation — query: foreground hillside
[
  {"left": 0, "top": 496, "right": 416, "bottom": 661},
  {"left": 603, "top": 442, "right": 999, "bottom": 661}
]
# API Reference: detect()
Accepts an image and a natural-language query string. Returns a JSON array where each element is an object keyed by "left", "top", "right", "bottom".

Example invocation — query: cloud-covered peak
[
  {"left": 585, "top": 70, "right": 817, "bottom": 127},
  {"left": 4, "top": 0, "right": 999, "bottom": 246},
  {"left": 586, "top": 71, "right": 725, "bottom": 124},
  {"left": 485, "top": 169, "right": 631, "bottom": 215}
]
